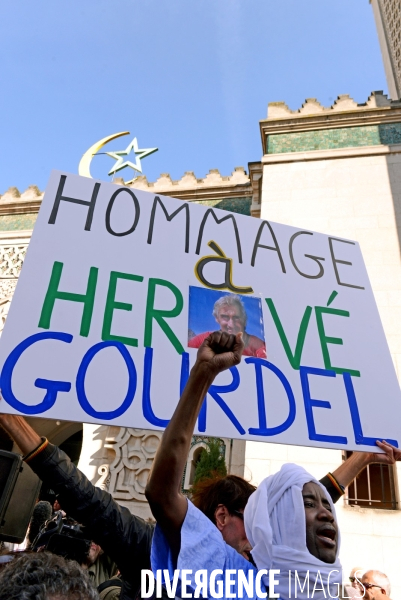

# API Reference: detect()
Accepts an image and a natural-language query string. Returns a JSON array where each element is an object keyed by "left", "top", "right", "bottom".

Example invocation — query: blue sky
[{"left": 0, "top": 0, "right": 387, "bottom": 193}]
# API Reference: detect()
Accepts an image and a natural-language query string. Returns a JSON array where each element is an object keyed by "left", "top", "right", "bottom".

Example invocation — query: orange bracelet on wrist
[
  {"left": 326, "top": 472, "right": 345, "bottom": 495},
  {"left": 24, "top": 437, "right": 49, "bottom": 463}
]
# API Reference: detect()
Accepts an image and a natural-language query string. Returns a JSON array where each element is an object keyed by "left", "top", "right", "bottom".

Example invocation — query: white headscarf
[{"left": 244, "top": 463, "right": 342, "bottom": 600}]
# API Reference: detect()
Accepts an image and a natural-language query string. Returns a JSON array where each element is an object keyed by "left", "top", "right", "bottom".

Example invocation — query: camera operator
[
  {"left": 83, "top": 541, "right": 118, "bottom": 589},
  {"left": 53, "top": 495, "right": 65, "bottom": 515},
  {"left": 33, "top": 512, "right": 117, "bottom": 589}
]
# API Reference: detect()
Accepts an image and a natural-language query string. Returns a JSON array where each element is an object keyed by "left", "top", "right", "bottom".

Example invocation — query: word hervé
[{"left": 47, "top": 174, "right": 365, "bottom": 290}]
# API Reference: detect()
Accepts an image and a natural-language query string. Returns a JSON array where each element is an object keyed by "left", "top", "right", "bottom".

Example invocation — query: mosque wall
[{"left": 252, "top": 91, "right": 401, "bottom": 597}]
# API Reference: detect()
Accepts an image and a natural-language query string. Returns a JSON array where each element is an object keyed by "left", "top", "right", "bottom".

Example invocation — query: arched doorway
[{"left": 59, "top": 430, "right": 83, "bottom": 466}]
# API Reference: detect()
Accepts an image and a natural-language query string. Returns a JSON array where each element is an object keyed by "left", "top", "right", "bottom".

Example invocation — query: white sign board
[{"left": 0, "top": 170, "right": 400, "bottom": 452}]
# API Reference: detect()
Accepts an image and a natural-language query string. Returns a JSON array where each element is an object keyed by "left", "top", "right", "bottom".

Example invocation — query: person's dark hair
[
  {"left": 0, "top": 551, "right": 99, "bottom": 600},
  {"left": 191, "top": 474, "right": 256, "bottom": 523}
]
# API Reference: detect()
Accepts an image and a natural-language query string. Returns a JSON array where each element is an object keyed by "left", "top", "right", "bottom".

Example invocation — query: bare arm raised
[
  {"left": 0, "top": 412, "right": 41, "bottom": 454},
  {"left": 145, "top": 330, "right": 244, "bottom": 560},
  {"left": 330, "top": 440, "right": 401, "bottom": 491}
]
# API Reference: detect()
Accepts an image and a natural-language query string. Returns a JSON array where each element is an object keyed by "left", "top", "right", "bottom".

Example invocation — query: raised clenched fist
[{"left": 195, "top": 331, "right": 244, "bottom": 377}]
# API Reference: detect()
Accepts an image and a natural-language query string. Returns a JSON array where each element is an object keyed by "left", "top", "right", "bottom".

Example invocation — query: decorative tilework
[
  {"left": 267, "top": 123, "right": 401, "bottom": 154},
  {"left": 193, "top": 197, "right": 252, "bottom": 216},
  {"left": 0, "top": 214, "right": 37, "bottom": 231}
]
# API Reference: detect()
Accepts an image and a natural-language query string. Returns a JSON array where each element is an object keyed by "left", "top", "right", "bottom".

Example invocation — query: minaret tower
[{"left": 371, "top": 0, "right": 401, "bottom": 99}]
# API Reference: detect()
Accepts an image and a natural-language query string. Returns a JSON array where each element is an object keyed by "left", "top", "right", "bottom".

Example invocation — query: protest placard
[{"left": 0, "top": 170, "right": 399, "bottom": 451}]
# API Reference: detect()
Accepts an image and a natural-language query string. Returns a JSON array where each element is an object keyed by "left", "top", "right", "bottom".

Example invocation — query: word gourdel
[{"left": 1, "top": 334, "right": 397, "bottom": 449}]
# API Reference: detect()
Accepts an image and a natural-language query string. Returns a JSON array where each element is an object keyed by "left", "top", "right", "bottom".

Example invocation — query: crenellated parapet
[
  {"left": 260, "top": 91, "right": 401, "bottom": 157},
  {"left": 0, "top": 184, "right": 43, "bottom": 202},
  {"left": 0, "top": 185, "right": 44, "bottom": 217},
  {"left": 267, "top": 91, "right": 401, "bottom": 119},
  {"left": 126, "top": 166, "right": 250, "bottom": 201}
]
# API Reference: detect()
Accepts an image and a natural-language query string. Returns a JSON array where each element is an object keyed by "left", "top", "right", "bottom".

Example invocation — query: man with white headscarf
[
  {"left": 146, "top": 332, "right": 344, "bottom": 600},
  {"left": 245, "top": 463, "right": 342, "bottom": 599}
]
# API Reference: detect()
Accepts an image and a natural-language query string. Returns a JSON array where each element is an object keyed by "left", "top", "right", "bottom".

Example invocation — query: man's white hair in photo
[{"left": 212, "top": 294, "right": 247, "bottom": 327}]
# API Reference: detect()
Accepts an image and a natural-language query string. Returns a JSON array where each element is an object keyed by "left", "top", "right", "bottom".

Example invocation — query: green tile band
[
  {"left": 0, "top": 214, "right": 38, "bottom": 231},
  {"left": 194, "top": 197, "right": 252, "bottom": 216},
  {"left": 267, "top": 123, "right": 401, "bottom": 154}
]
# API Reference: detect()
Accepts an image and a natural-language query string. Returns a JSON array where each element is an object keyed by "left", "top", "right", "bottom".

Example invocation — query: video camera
[{"left": 32, "top": 511, "right": 91, "bottom": 565}]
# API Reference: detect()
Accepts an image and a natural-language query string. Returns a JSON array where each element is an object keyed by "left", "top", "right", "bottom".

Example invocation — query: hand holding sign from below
[
  {"left": 375, "top": 440, "right": 401, "bottom": 462},
  {"left": 145, "top": 331, "right": 244, "bottom": 561},
  {"left": 328, "top": 440, "right": 401, "bottom": 491},
  {"left": 0, "top": 407, "right": 41, "bottom": 454}
]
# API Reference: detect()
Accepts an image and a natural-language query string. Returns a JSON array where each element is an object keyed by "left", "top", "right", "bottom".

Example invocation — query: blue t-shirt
[{"left": 151, "top": 499, "right": 268, "bottom": 599}]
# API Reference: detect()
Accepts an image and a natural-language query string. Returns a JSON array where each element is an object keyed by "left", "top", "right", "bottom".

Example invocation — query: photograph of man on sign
[{"left": 188, "top": 286, "right": 267, "bottom": 358}]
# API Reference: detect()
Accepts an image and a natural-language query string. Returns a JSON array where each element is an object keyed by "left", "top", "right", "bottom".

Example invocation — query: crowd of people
[{"left": 0, "top": 331, "right": 399, "bottom": 599}]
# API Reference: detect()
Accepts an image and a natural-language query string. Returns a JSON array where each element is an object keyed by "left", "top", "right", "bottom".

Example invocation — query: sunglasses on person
[{"left": 358, "top": 582, "right": 384, "bottom": 592}]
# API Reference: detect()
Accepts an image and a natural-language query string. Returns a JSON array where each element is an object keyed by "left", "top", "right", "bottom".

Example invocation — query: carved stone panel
[
  {"left": 0, "top": 245, "right": 27, "bottom": 278},
  {"left": 0, "top": 296, "right": 13, "bottom": 334},
  {"left": 105, "top": 427, "right": 163, "bottom": 501},
  {"left": 0, "top": 242, "right": 28, "bottom": 335}
]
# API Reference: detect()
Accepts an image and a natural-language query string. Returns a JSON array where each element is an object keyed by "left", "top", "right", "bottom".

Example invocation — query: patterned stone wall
[
  {"left": 77, "top": 422, "right": 244, "bottom": 520},
  {"left": 102, "top": 427, "right": 164, "bottom": 502},
  {"left": 0, "top": 241, "right": 27, "bottom": 334},
  {"left": 0, "top": 244, "right": 27, "bottom": 277},
  {"left": 267, "top": 122, "right": 401, "bottom": 154},
  {"left": 93, "top": 430, "right": 228, "bottom": 501}
]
